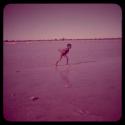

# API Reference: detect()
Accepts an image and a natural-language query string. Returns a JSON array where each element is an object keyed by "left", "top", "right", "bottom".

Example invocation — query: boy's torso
[{"left": 62, "top": 48, "right": 69, "bottom": 55}]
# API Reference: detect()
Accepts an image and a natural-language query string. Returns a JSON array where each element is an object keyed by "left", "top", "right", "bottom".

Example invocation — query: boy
[{"left": 56, "top": 43, "right": 72, "bottom": 66}]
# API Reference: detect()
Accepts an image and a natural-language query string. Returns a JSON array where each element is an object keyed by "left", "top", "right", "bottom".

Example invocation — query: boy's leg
[
  {"left": 65, "top": 55, "right": 69, "bottom": 65},
  {"left": 56, "top": 55, "right": 63, "bottom": 66}
]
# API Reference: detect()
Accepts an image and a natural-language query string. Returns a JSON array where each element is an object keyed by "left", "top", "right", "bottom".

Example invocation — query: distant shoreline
[{"left": 4, "top": 38, "right": 122, "bottom": 42}]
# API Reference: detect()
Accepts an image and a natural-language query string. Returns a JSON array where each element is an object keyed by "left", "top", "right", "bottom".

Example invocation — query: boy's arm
[{"left": 58, "top": 48, "right": 66, "bottom": 53}]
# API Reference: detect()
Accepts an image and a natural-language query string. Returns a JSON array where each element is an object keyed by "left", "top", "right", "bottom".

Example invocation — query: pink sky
[{"left": 3, "top": 4, "right": 122, "bottom": 40}]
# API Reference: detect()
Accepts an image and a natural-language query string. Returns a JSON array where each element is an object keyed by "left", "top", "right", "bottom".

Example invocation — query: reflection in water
[{"left": 55, "top": 66, "right": 71, "bottom": 88}]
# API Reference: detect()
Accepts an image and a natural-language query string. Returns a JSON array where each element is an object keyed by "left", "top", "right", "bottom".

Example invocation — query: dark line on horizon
[{"left": 4, "top": 37, "right": 122, "bottom": 42}]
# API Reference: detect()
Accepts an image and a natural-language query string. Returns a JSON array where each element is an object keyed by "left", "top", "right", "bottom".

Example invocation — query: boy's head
[{"left": 67, "top": 43, "right": 72, "bottom": 49}]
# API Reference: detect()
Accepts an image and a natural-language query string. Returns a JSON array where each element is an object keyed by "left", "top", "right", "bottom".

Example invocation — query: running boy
[{"left": 56, "top": 43, "right": 72, "bottom": 66}]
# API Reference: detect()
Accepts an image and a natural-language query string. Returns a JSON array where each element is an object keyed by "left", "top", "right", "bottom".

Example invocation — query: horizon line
[{"left": 4, "top": 37, "right": 122, "bottom": 42}]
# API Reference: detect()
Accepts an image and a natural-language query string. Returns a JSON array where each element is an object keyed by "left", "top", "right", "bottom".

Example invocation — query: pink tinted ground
[{"left": 3, "top": 39, "right": 121, "bottom": 121}]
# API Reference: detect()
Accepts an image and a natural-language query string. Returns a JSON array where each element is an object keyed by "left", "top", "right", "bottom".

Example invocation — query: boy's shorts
[{"left": 61, "top": 53, "right": 66, "bottom": 56}]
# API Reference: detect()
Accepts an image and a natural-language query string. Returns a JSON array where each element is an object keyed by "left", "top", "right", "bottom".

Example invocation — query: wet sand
[{"left": 3, "top": 39, "right": 121, "bottom": 121}]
